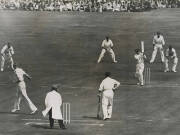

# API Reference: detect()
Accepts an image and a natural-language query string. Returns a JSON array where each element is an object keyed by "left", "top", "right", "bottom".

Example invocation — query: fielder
[
  {"left": 164, "top": 45, "right": 178, "bottom": 72},
  {"left": 99, "top": 72, "right": 120, "bottom": 120},
  {"left": 134, "top": 49, "right": 146, "bottom": 86},
  {"left": 42, "top": 85, "right": 66, "bottom": 129},
  {"left": 150, "top": 32, "right": 165, "bottom": 63},
  {"left": 97, "top": 36, "right": 117, "bottom": 63},
  {"left": 1, "top": 42, "right": 14, "bottom": 71},
  {"left": 11, "top": 64, "right": 38, "bottom": 114}
]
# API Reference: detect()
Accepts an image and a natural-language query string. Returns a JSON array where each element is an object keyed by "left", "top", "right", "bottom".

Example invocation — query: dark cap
[
  {"left": 135, "top": 49, "right": 141, "bottom": 53},
  {"left": 105, "top": 72, "right": 111, "bottom": 77},
  {"left": 51, "top": 84, "right": 59, "bottom": 90}
]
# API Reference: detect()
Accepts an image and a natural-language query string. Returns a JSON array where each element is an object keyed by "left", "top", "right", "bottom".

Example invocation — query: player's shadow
[
  {"left": 0, "top": 111, "right": 32, "bottom": 115},
  {"left": 82, "top": 116, "right": 98, "bottom": 120},
  {"left": 31, "top": 124, "right": 51, "bottom": 129},
  {"left": 31, "top": 124, "right": 62, "bottom": 130}
]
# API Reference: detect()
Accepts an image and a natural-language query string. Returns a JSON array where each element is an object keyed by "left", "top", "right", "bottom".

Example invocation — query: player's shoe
[
  {"left": 172, "top": 70, "right": 177, "bottom": 73},
  {"left": 11, "top": 108, "right": 20, "bottom": 113},
  {"left": 149, "top": 60, "right": 154, "bottom": 64},
  {"left": 97, "top": 60, "right": 101, "bottom": 63},
  {"left": 31, "top": 109, "right": 38, "bottom": 114},
  {"left": 113, "top": 60, "right": 117, "bottom": 63},
  {"left": 60, "top": 124, "right": 67, "bottom": 130},
  {"left": 164, "top": 69, "right": 169, "bottom": 72},
  {"left": 103, "top": 118, "right": 109, "bottom": 121},
  {"left": 1, "top": 68, "right": 3, "bottom": 72}
]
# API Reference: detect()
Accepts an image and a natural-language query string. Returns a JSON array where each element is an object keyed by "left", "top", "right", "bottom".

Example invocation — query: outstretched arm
[{"left": 24, "top": 72, "right": 32, "bottom": 80}]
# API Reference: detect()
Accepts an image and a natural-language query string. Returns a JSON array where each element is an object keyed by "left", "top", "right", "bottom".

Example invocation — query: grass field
[{"left": 0, "top": 9, "right": 180, "bottom": 135}]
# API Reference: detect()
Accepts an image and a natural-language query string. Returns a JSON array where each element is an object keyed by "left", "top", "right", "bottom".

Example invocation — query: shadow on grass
[
  {"left": 0, "top": 111, "right": 32, "bottom": 115},
  {"left": 31, "top": 124, "right": 52, "bottom": 129},
  {"left": 82, "top": 116, "right": 98, "bottom": 120},
  {"left": 31, "top": 124, "right": 65, "bottom": 130}
]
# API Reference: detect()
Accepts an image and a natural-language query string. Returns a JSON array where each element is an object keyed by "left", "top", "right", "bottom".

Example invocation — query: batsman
[
  {"left": 98, "top": 72, "right": 120, "bottom": 120},
  {"left": 134, "top": 41, "right": 146, "bottom": 86}
]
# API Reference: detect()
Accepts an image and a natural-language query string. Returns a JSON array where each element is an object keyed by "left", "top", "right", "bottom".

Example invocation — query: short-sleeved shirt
[
  {"left": 1, "top": 45, "right": 14, "bottom": 56},
  {"left": 153, "top": 35, "right": 165, "bottom": 46},
  {"left": 166, "top": 48, "right": 177, "bottom": 58},
  {"left": 99, "top": 77, "right": 120, "bottom": 91},
  {"left": 102, "top": 39, "right": 113, "bottom": 50},
  {"left": 14, "top": 68, "right": 26, "bottom": 82},
  {"left": 134, "top": 53, "right": 144, "bottom": 64}
]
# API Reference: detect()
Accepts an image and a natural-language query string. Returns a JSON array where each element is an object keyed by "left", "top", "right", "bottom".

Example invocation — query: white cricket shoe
[
  {"left": 164, "top": 69, "right": 169, "bottom": 72},
  {"left": 172, "top": 70, "right": 177, "bottom": 73},
  {"left": 113, "top": 60, "right": 117, "bottom": 63},
  {"left": 31, "top": 109, "right": 38, "bottom": 114},
  {"left": 1, "top": 68, "right": 3, "bottom": 72},
  {"left": 11, "top": 109, "right": 20, "bottom": 113}
]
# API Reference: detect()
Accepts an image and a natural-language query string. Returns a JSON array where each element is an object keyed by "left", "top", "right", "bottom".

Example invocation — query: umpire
[{"left": 42, "top": 84, "right": 66, "bottom": 129}]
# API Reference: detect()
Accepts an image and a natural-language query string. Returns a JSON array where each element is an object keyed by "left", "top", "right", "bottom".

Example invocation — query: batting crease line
[
  {"left": 25, "top": 122, "right": 104, "bottom": 126},
  {"left": 40, "top": 85, "right": 180, "bottom": 89},
  {"left": 22, "top": 119, "right": 122, "bottom": 123}
]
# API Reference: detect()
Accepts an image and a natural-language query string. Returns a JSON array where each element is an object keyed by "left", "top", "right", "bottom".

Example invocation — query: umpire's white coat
[{"left": 42, "top": 90, "right": 63, "bottom": 120}]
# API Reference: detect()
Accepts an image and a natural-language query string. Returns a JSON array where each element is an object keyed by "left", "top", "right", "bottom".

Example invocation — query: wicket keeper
[{"left": 164, "top": 45, "right": 178, "bottom": 72}]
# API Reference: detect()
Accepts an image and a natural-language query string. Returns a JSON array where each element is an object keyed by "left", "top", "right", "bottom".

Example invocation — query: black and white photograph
[{"left": 0, "top": 0, "right": 180, "bottom": 135}]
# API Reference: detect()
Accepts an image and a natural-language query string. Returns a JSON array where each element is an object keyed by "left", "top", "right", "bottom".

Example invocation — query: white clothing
[
  {"left": 101, "top": 39, "right": 113, "bottom": 50},
  {"left": 97, "top": 39, "right": 117, "bottom": 63},
  {"left": 1, "top": 45, "right": 14, "bottom": 56},
  {"left": 99, "top": 77, "right": 120, "bottom": 119},
  {"left": 1, "top": 45, "right": 14, "bottom": 70},
  {"left": 150, "top": 35, "right": 165, "bottom": 63},
  {"left": 165, "top": 48, "right": 178, "bottom": 72},
  {"left": 13, "top": 68, "right": 37, "bottom": 112},
  {"left": 14, "top": 68, "right": 27, "bottom": 82},
  {"left": 134, "top": 53, "right": 145, "bottom": 85},
  {"left": 42, "top": 90, "right": 63, "bottom": 120},
  {"left": 153, "top": 35, "right": 165, "bottom": 46}
]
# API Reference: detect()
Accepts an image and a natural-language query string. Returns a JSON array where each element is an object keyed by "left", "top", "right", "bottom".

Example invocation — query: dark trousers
[{"left": 48, "top": 108, "right": 64, "bottom": 129}]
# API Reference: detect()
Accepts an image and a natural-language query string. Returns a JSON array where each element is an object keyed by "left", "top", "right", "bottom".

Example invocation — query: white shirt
[
  {"left": 153, "top": 35, "right": 165, "bottom": 46},
  {"left": 99, "top": 77, "right": 120, "bottom": 91},
  {"left": 134, "top": 53, "right": 145, "bottom": 64},
  {"left": 166, "top": 48, "right": 177, "bottom": 58},
  {"left": 14, "top": 68, "right": 27, "bottom": 82},
  {"left": 1, "top": 45, "right": 14, "bottom": 56},
  {"left": 101, "top": 39, "right": 113, "bottom": 50}
]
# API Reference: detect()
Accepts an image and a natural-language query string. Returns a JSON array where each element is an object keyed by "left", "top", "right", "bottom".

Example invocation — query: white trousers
[
  {"left": 97, "top": 48, "right": 116, "bottom": 63},
  {"left": 165, "top": 57, "right": 178, "bottom": 71},
  {"left": 13, "top": 81, "right": 37, "bottom": 111},
  {"left": 150, "top": 44, "right": 165, "bottom": 63},
  {"left": 102, "top": 90, "right": 114, "bottom": 119},
  {"left": 1, "top": 55, "right": 14, "bottom": 70},
  {"left": 135, "top": 63, "right": 144, "bottom": 85}
]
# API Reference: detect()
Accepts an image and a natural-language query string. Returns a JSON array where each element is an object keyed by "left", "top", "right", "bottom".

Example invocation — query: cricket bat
[
  {"left": 97, "top": 93, "right": 102, "bottom": 119},
  {"left": 141, "top": 41, "right": 144, "bottom": 53}
]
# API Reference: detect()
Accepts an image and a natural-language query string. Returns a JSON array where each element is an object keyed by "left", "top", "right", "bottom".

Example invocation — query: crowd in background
[{"left": 0, "top": 0, "right": 180, "bottom": 12}]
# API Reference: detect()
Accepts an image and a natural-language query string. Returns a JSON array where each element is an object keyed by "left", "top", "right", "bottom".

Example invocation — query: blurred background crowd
[{"left": 0, "top": 0, "right": 180, "bottom": 12}]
